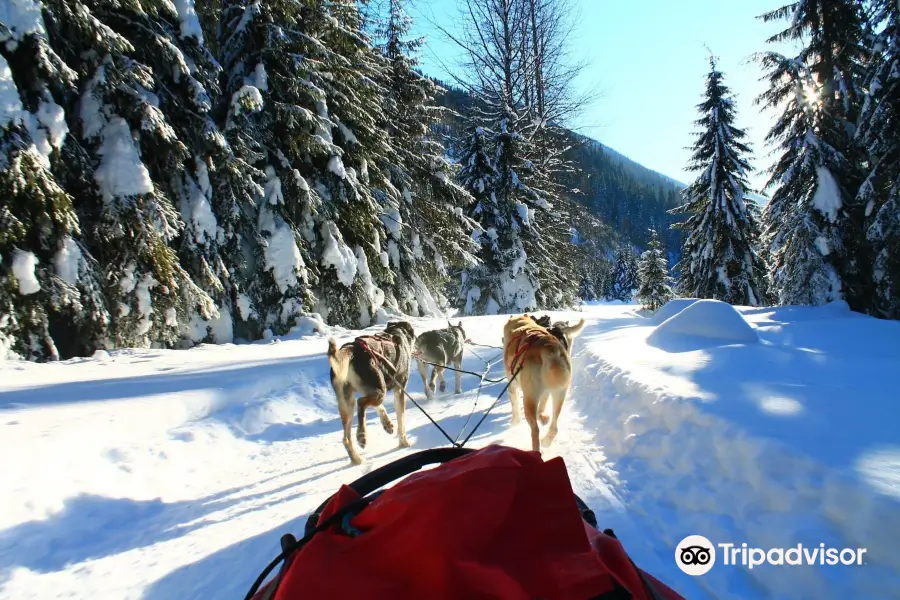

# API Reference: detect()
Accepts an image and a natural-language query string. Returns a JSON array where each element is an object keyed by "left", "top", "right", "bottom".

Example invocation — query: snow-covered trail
[
  {"left": 0, "top": 307, "right": 647, "bottom": 600},
  {"left": 2, "top": 302, "right": 899, "bottom": 600}
]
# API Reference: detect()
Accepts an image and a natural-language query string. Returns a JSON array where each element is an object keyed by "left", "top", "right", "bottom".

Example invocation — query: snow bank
[
  {"left": 577, "top": 303, "right": 900, "bottom": 599},
  {"left": 652, "top": 298, "right": 700, "bottom": 323},
  {"left": 648, "top": 299, "right": 759, "bottom": 347}
]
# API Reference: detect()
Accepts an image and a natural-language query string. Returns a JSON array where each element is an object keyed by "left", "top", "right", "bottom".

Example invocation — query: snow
[
  {"left": 0, "top": 0, "right": 45, "bottom": 46},
  {"left": 812, "top": 166, "right": 842, "bottom": 223},
  {"left": 53, "top": 237, "right": 83, "bottom": 287},
  {"left": 649, "top": 299, "right": 759, "bottom": 348},
  {"left": 327, "top": 155, "right": 346, "bottom": 179},
  {"left": 258, "top": 208, "right": 305, "bottom": 295},
  {"left": 0, "top": 55, "right": 23, "bottom": 130},
  {"left": 173, "top": 0, "right": 204, "bottom": 41},
  {"left": 320, "top": 221, "right": 357, "bottom": 287},
  {"left": 236, "top": 293, "right": 254, "bottom": 322},
  {"left": 135, "top": 273, "right": 157, "bottom": 336},
  {"left": 94, "top": 118, "right": 154, "bottom": 203},
  {"left": 11, "top": 249, "right": 40, "bottom": 295},
  {"left": 35, "top": 100, "right": 68, "bottom": 151},
  {"left": 181, "top": 162, "right": 218, "bottom": 245},
  {"left": 1, "top": 304, "right": 899, "bottom": 600}
]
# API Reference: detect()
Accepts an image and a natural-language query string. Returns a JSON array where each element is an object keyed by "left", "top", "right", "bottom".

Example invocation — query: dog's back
[{"left": 415, "top": 328, "right": 463, "bottom": 363}]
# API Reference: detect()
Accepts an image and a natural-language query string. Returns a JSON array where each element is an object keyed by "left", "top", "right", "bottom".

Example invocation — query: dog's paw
[
  {"left": 350, "top": 453, "right": 363, "bottom": 465},
  {"left": 399, "top": 437, "right": 411, "bottom": 448},
  {"left": 356, "top": 430, "right": 367, "bottom": 448},
  {"left": 539, "top": 413, "right": 550, "bottom": 426},
  {"left": 439, "top": 381, "right": 446, "bottom": 392},
  {"left": 541, "top": 430, "right": 557, "bottom": 448},
  {"left": 510, "top": 415, "right": 522, "bottom": 426}
]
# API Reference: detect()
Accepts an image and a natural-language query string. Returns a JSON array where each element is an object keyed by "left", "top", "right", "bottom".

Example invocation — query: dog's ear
[{"left": 457, "top": 321, "right": 462, "bottom": 328}]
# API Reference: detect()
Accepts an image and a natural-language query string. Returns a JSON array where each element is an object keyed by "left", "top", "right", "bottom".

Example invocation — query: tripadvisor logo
[{"left": 675, "top": 535, "right": 868, "bottom": 576}]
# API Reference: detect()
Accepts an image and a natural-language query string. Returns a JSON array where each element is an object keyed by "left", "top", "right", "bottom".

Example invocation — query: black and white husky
[{"left": 414, "top": 321, "right": 467, "bottom": 400}]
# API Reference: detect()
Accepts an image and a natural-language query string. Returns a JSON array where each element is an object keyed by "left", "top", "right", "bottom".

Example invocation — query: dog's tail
[
  {"left": 561, "top": 318, "right": 586, "bottom": 340},
  {"left": 327, "top": 337, "right": 349, "bottom": 384},
  {"left": 540, "top": 343, "right": 572, "bottom": 390}
]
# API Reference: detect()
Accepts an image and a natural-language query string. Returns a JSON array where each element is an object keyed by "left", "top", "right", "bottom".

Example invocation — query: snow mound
[
  {"left": 652, "top": 298, "right": 700, "bottom": 323},
  {"left": 649, "top": 299, "right": 759, "bottom": 347}
]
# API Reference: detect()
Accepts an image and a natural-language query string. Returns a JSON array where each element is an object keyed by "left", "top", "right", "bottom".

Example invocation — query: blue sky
[{"left": 406, "top": 0, "right": 798, "bottom": 193}]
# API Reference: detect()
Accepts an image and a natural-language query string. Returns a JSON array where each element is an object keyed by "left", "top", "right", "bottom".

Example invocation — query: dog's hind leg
[
  {"left": 508, "top": 377, "right": 522, "bottom": 425},
  {"left": 393, "top": 381, "right": 411, "bottom": 448},
  {"left": 338, "top": 386, "right": 361, "bottom": 465},
  {"left": 453, "top": 356, "right": 463, "bottom": 394},
  {"left": 417, "top": 359, "right": 433, "bottom": 400},
  {"left": 523, "top": 392, "right": 541, "bottom": 453},
  {"left": 356, "top": 391, "right": 385, "bottom": 449},
  {"left": 436, "top": 366, "right": 446, "bottom": 393},
  {"left": 541, "top": 387, "right": 567, "bottom": 449},
  {"left": 537, "top": 391, "right": 551, "bottom": 426}
]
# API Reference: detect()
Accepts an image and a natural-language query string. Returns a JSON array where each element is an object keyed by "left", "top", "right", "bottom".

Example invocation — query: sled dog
[
  {"left": 414, "top": 321, "right": 467, "bottom": 400},
  {"left": 327, "top": 321, "right": 417, "bottom": 465},
  {"left": 502, "top": 314, "right": 586, "bottom": 453},
  {"left": 531, "top": 314, "right": 582, "bottom": 352}
]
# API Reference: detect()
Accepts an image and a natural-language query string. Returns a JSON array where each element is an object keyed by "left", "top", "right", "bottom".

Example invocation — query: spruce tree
[
  {"left": 1, "top": 6, "right": 110, "bottom": 360},
  {"left": 671, "top": 56, "right": 765, "bottom": 306},
  {"left": 635, "top": 229, "right": 674, "bottom": 311},
  {"left": 219, "top": 0, "right": 397, "bottom": 330},
  {"left": 376, "top": 0, "right": 478, "bottom": 316},
  {"left": 611, "top": 244, "right": 639, "bottom": 301},
  {"left": 757, "top": 0, "right": 870, "bottom": 309},
  {"left": 857, "top": 0, "right": 900, "bottom": 319},
  {"left": 756, "top": 54, "right": 851, "bottom": 306}
]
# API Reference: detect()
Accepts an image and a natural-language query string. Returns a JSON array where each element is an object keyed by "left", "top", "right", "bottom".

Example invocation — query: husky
[
  {"left": 531, "top": 314, "right": 582, "bottom": 353},
  {"left": 414, "top": 321, "right": 467, "bottom": 401},
  {"left": 327, "top": 321, "right": 417, "bottom": 465},
  {"left": 502, "top": 314, "right": 586, "bottom": 453}
]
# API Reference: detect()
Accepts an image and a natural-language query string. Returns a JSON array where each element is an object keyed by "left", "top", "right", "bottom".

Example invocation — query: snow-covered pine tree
[
  {"left": 756, "top": 54, "right": 855, "bottom": 306},
  {"left": 219, "top": 0, "right": 395, "bottom": 330},
  {"left": 635, "top": 229, "right": 674, "bottom": 311},
  {"left": 39, "top": 0, "right": 220, "bottom": 349},
  {"left": 757, "top": 0, "right": 870, "bottom": 310},
  {"left": 375, "top": 0, "right": 478, "bottom": 315},
  {"left": 1, "top": 4, "right": 111, "bottom": 360},
  {"left": 453, "top": 0, "right": 577, "bottom": 315},
  {"left": 857, "top": 0, "right": 900, "bottom": 319},
  {"left": 455, "top": 124, "right": 496, "bottom": 314},
  {"left": 71, "top": 0, "right": 254, "bottom": 345},
  {"left": 611, "top": 244, "right": 639, "bottom": 301},
  {"left": 671, "top": 56, "right": 765, "bottom": 306}
]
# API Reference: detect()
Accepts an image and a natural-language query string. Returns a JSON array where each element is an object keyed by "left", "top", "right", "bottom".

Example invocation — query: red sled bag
[{"left": 246, "top": 445, "right": 684, "bottom": 600}]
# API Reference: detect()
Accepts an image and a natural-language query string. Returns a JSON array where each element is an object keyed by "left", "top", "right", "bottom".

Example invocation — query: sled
[{"left": 245, "top": 444, "right": 685, "bottom": 600}]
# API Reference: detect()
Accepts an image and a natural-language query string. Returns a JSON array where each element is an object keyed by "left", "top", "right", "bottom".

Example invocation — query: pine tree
[
  {"left": 611, "top": 244, "right": 639, "bottom": 301},
  {"left": 1, "top": 5, "right": 111, "bottom": 360},
  {"left": 453, "top": 0, "right": 579, "bottom": 315},
  {"left": 757, "top": 0, "right": 870, "bottom": 309},
  {"left": 219, "top": 0, "right": 398, "bottom": 330},
  {"left": 376, "top": 0, "right": 478, "bottom": 316},
  {"left": 671, "top": 56, "right": 765, "bottom": 306},
  {"left": 635, "top": 229, "right": 674, "bottom": 311},
  {"left": 857, "top": 0, "right": 900, "bottom": 319},
  {"left": 756, "top": 55, "right": 851, "bottom": 306}
]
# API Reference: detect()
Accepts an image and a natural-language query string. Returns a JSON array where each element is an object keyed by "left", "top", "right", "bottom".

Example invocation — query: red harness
[
  {"left": 356, "top": 334, "right": 398, "bottom": 374},
  {"left": 508, "top": 328, "right": 549, "bottom": 374}
]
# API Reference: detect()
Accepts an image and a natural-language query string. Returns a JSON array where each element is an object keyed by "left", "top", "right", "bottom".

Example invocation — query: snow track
[{"left": 1, "top": 303, "right": 899, "bottom": 599}]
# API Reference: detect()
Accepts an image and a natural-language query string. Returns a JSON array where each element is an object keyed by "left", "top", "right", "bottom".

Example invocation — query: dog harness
[{"left": 508, "top": 328, "right": 553, "bottom": 374}]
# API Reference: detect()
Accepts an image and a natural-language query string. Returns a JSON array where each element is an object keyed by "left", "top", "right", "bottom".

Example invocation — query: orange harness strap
[{"left": 508, "top": 329, "right": 547, "bottom": 374}]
